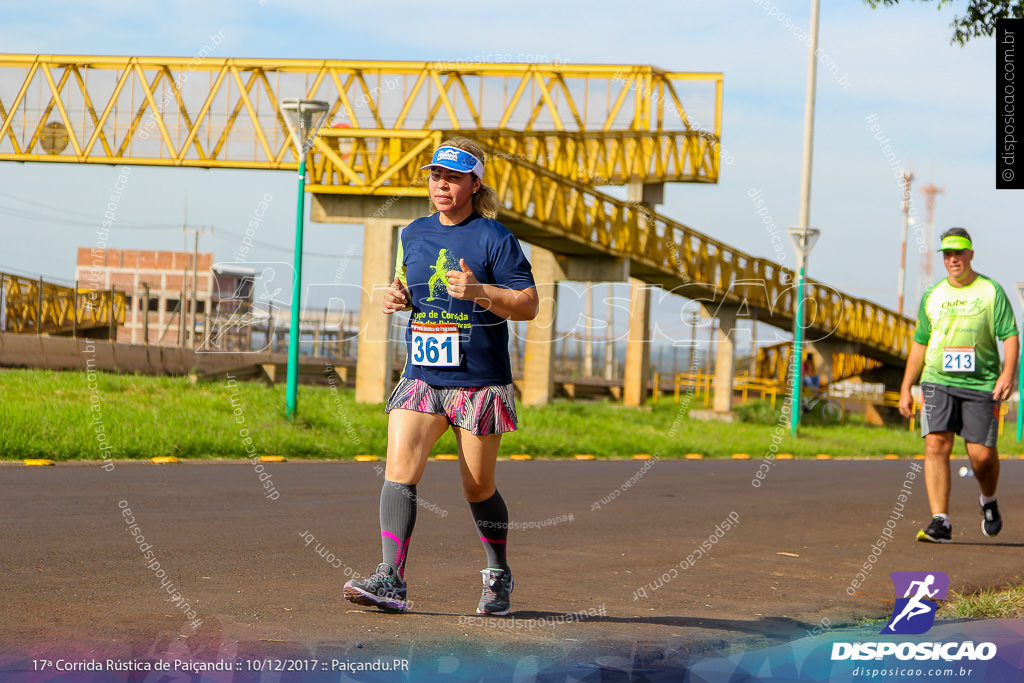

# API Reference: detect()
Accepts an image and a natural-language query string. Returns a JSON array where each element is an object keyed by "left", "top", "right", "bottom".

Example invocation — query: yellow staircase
[{"left": 0, "top": 55, "right": 913, "bottom": 369}]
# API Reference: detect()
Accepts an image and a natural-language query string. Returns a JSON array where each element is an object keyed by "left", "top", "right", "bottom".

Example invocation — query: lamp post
[
  {"left": 280, "top": 98, "right": 329, "bottom": 418},
  {"left": 787, "top": 226, "right": 820, "bottom": 435},
  {"left": 789, "top": 0, "right": 821, "bottom": 436},
  {"left": 1017, "top": 282, "right": 1024, "bottom": 442},
  {"left": 797, "top": 0, "right": 819, "bottom": 235}
]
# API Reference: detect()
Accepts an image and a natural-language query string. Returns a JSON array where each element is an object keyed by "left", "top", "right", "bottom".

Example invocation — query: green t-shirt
[{"left": 913, "top": 274, "right": 1019, "bottom": 391}]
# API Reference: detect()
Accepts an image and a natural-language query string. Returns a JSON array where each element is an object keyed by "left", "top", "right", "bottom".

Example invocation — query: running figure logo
[
  {"left": 426, "top": 248, "right": 460, "bottom": 301},
  {"left": 882, "top": 571, "right": 949, "bottom": 635}
]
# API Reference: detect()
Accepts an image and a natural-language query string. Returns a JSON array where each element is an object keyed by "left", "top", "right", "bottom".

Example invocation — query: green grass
[
  {"left": 939, "top": 585, "right": 1024, "bottom": 620},
  {"left": 860, "top": 584, "right": 1024, "bottom": 623},
  {"left": 0, "top": 368, "right": 1021, "bottom": 461}
]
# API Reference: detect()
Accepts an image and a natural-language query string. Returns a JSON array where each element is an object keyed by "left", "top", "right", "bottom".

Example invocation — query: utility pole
[
  {"left": 142, "top": 282, "right": 150, "bottom": 344},
  {"left": 183, "top": 226, "right": 213, "bottom": 347},
  {"left": 919, "top": 182, "right": 944, "bottom": 295},
  {"left": 897, "top": 171, "right": 914, "bottom": 315}
]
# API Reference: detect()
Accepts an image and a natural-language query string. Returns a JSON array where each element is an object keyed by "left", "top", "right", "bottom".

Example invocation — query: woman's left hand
[{"left": 446, "top": 259, "right": 483, "bottom": 301}]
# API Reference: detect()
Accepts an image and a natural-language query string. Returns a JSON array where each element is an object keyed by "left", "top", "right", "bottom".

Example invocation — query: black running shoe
[
  {"left": 981, "top": 500, "right": 1002, "bottom": 537},
  {"left": 916, "top": 516, "right": 952, "bottom": 543},
  {"left": 477, "top": 568, "right": 513, "bottom": 616},
  {"left": 343, "top": 563, "right": 408, "bottom": 612}
]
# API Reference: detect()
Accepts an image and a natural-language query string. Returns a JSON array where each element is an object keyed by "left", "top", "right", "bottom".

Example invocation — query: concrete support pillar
[
  {"left": 622, "top": 179, "right": 660, "bottom": 408},
  {"left": 355, "top": 219, "right": 402, "bottom": 404},
  {"left": 805, "top": 339, "right": 858, "bottom": 386},
  {"left": 708, "top": 304, "right": 739, "bottom": 414},
  {"left": 806, "top": 339, "right": 892, "bottom": 425},
  {"left": 522, "top": 246, "right": 563, "bottom": 406},
  {"left": 623, "top": 278, "right": 652, "bottom": 407}
]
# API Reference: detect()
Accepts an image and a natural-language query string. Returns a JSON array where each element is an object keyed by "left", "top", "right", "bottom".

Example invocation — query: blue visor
[{"left": 421, "top": 146, "right": 484, "bottom": 179}]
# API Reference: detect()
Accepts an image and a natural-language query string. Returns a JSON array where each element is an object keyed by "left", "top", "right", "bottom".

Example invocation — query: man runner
[{"left": 899, "top": 227, "right": 1019, "bottom": 543}]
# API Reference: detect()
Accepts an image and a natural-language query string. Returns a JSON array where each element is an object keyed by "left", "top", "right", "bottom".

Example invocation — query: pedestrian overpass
[{"left": 0, "top": 55, "right": 914, "bottom": 409}]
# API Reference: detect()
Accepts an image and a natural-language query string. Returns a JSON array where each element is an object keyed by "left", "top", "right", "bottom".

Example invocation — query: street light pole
[
  {"left": 788, "top": 227, "right": 820, "bottom": 435},
  {"left": 280, "top": 98, "right": 329, "bottom": 419},
  {"left": 797, "top": 0, "right": 820, "bottom": 231},
  {"left": 790, "top": 0, "right": 821, "bottom": 436}
]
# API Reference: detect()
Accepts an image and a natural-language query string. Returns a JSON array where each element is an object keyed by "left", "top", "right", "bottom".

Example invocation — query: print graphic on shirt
[
  {"left": 426, "top": 248, "right": 460, "bottom": 301},
  {"left": 938, "top": 296, "right": 984, "bottom": 318}
]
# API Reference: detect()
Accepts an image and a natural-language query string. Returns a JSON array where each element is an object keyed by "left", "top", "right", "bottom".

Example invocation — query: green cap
[{"left": 938, "top": 235, "right": 972, "bottom": 251}]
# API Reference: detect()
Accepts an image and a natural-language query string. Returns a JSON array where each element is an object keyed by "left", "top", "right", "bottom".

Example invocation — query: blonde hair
[{"left": 427, "top": 137, "right": 500, "bottom": 219}]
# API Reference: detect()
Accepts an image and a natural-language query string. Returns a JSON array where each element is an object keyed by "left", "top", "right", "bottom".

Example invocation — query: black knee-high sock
[
  {"left": 380, "top": 480, "right": 417, "bottom": 579},
  {"left": 470, "top": 490, "right": 509, "bottom": 570}
]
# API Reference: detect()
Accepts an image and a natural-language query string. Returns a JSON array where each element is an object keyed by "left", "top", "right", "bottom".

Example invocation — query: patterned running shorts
[{"left": 384, "top": 377, "right": 519, "bottom": 435}]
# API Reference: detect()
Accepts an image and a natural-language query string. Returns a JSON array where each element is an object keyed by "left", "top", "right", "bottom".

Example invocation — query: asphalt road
[{"left": 2, "top": 458, "right": 1023, "bottom": 680}]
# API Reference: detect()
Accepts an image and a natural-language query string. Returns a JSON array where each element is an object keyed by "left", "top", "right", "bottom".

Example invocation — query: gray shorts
[{"left": 919, "top": 382, "right": 999, "bottom": 447}]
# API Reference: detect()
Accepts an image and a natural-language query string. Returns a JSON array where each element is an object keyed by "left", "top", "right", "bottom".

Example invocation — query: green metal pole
[
  {"left": 1017, "top": 314, "right": 1023, "bottom": 442},
  {"left": 286, "top": 158, "right": 306, "bottom": 418},
  {"left": 790, "top": 264, "right": 805, "bottom": 435}
]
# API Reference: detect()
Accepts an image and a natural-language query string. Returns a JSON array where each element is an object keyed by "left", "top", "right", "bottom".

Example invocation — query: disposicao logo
[
  {"left": 831, "top": 570, "right": 997, "bottom": 663},
  {"left": 882, "top": 571, "right": 948, "bottom": 635}
]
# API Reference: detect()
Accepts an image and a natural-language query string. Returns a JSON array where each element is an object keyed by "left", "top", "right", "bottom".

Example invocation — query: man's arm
[
  {"left": 994, "top": 334, "right": 1020, "bottom": 402},
  {"left": 899, "top": 341, "right": 928, "bottom": 418}
]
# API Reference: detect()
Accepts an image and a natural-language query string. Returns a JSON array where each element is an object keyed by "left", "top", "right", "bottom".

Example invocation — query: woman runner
[{"left": 343, "top": 138, "right": 539, "bottom": 616}]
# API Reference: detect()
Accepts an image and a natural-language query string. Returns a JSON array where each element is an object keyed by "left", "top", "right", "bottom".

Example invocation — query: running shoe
[
  {"left": 916, "top": 516, "right": 952, "bottom": 543},
  {"left": 343, "top": 563, "right": 408, "bottom": 612},
  {"left": 981, "top": 500, "right": 1002, "bottom": 537},
  {"left": 477, "top": 568, "right": 513, "bottom": 616}
]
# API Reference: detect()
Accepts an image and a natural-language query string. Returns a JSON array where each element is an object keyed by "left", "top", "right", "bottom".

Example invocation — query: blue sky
[{"left": 0, "top": 0, "right": 1020, "bottom": 349}]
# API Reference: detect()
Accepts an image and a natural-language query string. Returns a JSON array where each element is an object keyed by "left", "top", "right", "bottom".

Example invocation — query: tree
[{"left": 864, "top": 0, "right": 1024, "bottom": 44}]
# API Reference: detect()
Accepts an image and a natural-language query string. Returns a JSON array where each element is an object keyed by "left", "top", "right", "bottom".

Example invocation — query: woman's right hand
[{"left": 382, "top": 277, "right": 408, "bottom": 314}]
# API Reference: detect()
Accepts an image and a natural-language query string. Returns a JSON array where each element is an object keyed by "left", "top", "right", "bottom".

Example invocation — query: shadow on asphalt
[
  {"left": 348, "top": 607, "right": 819, "bottom": 641},
  {"left": 465, "top": 611, "right": 816, "bottom": 639},
  {"left": 345, "top": 607, "right": 815, "bottom": 639},
  {"left": 944, "top": 541, "right": 1024, "bottom": 547}
]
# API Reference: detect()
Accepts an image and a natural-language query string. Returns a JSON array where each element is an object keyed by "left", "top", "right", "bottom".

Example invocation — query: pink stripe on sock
[
  {"left": 381, "top": 531, "right": 411, "bottom": 578},
  {"left": 396, "top": 539, "right": 410, "bottom": 578},
  {"left": 480, "top": 537, "right": 507, "bottom": 545}
]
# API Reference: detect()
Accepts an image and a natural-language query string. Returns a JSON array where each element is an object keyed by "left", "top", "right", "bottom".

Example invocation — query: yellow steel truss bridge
[
  {"left": 0, "top": 55, "right": 913, "bottom": 371},
  {"left": 0, "top": 272, "right": 125, "bottom": 335}
]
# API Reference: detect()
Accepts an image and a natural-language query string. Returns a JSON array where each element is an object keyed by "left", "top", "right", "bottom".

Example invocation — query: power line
[
  {"left": 211, "top": 229, "right": 362, "bottom": 260},
  {"left": 0, "top": 200, "right": 363, "bottom": 261},
  {"left": 0, "top": 191, "right": 182, "bottom": 229},
  {"left": 0, "top": 262, "right": 76, "bottom": 285},
  {"left": 0, "top": 205, "right": 181, "bottom": 231}
]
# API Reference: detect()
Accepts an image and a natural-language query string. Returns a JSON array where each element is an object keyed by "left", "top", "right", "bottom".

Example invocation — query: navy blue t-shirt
[{"left": 396, "top": 212, "right": 534, "bottom": 386}]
